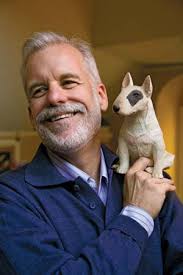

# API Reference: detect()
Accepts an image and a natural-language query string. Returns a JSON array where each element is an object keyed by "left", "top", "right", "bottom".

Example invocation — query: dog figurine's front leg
[
  {"left": 114, "top": 136, "right": 130, "bottom": 174},
  {"left": 152, "top": 143, "right": 165, "bottom": 178}
]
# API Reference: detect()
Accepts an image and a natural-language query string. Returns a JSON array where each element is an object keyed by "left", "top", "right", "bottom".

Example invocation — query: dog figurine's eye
[
  {"left": 127, "top": 90, "right": 143, "bottom": 106},
  {"left": 133, "top": 92, "right": 141, "bottom": 97}
]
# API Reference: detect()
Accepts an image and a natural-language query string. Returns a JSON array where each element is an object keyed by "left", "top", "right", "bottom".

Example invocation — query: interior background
[{"left": 0, "top": 0, "right": 183, "bottom": 200}]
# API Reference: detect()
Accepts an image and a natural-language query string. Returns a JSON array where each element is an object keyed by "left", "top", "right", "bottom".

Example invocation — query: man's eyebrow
[{"left": 60, "top": 73, "right": 82, "bottom": 81}]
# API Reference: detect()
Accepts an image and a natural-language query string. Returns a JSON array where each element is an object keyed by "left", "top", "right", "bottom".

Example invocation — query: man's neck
[{"left": 55, "top": 140, "right": 101, "bottom": 184}]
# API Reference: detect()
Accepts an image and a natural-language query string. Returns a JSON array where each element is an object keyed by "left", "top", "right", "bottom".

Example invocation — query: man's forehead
[
  {"left": 26, "top": 43, "right": 85, "bottom": 74},
  {"left": 25, "top": 43, "right": 86, "bottom": 81},
  {"left": 24, "top": 43, "right": 91, "bottom": 91},
  {"left": 28, "top": 43, "right": 83, "bottom": 63}
]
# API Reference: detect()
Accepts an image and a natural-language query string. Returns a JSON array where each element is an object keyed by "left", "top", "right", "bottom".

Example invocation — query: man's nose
[{"left": 47, "top": 83, "right": 68, "bottom": 105}]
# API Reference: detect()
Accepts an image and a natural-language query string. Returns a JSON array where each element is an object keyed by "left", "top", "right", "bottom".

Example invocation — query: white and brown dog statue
[{"left": 112, "top": 72, "right": 174, "bottom": 178}]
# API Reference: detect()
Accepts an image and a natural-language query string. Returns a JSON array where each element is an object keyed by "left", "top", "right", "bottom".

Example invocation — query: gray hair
[{"left": 21, "top": 31, "right": 102, "bottom": 95}]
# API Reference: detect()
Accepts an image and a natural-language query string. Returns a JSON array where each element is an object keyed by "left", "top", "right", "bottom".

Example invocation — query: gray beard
[{"left": 35, "top": 101, "right": 102, "bottom": 155}]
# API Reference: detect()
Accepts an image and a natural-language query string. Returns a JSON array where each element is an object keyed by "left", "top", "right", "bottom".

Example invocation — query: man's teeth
[{"left": 50, "top": 113, "right": 75, "bottom": 122}]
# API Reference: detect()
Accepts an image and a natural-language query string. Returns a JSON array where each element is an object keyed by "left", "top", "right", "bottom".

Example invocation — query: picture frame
[{"left": 0, "top": 139, "right": 20, "bottom": 173}]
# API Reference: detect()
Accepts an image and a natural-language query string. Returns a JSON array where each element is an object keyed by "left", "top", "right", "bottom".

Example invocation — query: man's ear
[
  {"left": 97, "top": 83, "right": 108, "bottom": 111},
  {"left": 28, "top": 106, "right": 36, "bottom": 130}
]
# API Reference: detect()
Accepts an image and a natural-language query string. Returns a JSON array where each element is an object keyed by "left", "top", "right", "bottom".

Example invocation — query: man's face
[{"left": 25, "top": 44, "right": 108, "bottom": 155}]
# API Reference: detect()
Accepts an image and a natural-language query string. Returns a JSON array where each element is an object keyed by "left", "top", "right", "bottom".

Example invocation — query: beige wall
[
  {"left": 0, "top": 0, "right": 92, "bottom": 131},
  {"left": 0, "top": 0, "right": 183, "bottom": 197},
  {"left": 156, "top": 74, "right": 183, "bottom": 195},
  {"left": 178, "top": 107, "right": 183, "bottom": 201}
]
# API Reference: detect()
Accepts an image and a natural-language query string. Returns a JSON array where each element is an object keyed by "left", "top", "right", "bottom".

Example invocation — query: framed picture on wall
[{"left": 0, "top": 139, "right": 20, "bottom": 174}]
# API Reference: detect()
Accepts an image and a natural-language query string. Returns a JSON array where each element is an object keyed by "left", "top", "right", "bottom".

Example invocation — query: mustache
[{"left": 36, "top": 103, "right": 86, "bottom": 123}]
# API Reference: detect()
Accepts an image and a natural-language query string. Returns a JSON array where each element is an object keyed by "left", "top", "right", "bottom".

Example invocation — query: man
[{"left": 0, "top": 32, "right": 182, "bottom": 275}]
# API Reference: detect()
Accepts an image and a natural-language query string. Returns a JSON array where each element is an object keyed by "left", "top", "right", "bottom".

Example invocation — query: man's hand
[{"left": 124, "top": 157, "right": 176, "bottom": 219}]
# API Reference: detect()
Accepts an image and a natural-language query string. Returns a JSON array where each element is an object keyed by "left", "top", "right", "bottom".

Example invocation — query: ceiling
[{"left": 92, "top": 0, "right": 183, "bottom": 64}]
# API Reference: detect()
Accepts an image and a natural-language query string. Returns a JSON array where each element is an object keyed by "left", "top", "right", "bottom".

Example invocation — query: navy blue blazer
[{"left": 0, "top": 144, "right": 183, "bottom": 275}]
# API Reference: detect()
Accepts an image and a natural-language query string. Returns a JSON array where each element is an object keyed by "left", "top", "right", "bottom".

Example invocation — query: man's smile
[
  {"left": 35, "top": 103, "right": 87, "bottom": 125},
  {"left": 46, "top": 112, "right": 78, "bottom": 122}
]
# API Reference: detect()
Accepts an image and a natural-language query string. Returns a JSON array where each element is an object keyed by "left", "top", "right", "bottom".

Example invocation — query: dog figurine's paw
[
  {"left": 112, "top": 164, "right": 128, "bottom": 174},
  {"left": 152, "top": 170, "right": 164, "bottom": 179},
  {"left": 112, "top": 164, "right": 119, "bottom": 170},
  {"left": 145, "top": 166, "right": 164, "bottom": 178},
  {"left": 145, "top": 166, "right": 153, "bottom": 174}
]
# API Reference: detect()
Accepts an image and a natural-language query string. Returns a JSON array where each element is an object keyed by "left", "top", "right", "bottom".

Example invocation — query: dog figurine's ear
[
  {"left": 122, "top": 72, "right": 133, "bottom": 88},
  {"left": 142, "top": 75, "right": 153, "bottom": 97}
]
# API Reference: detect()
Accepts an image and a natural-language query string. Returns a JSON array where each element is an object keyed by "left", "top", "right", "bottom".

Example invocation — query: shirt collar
[
  {"left": 24, "top": 143, "right": 117, "bottom": 187},
  {"left": 47, "top": 148, "right": 108, "bottom": 187}
]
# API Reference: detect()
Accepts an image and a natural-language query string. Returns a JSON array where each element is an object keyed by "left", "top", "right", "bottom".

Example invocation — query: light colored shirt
[
  {"left": 47, "top": 149, "right": 154, "bottom": 236},
  {"left": 47, "top": 149, "right": 108, "bottom": 205},
  {"left": 121, "top": 205, "right": 154, "bottom": 236}
]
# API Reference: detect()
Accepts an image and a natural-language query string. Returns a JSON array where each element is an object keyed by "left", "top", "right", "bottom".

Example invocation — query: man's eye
[
  {"left": 31, "top": 87, "right": 48, "bottom": 98},
  {"left": 62, "top": 80, "right": 79, "bottom": 89}
]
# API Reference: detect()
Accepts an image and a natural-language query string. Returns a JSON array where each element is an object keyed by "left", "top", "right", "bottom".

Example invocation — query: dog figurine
[{"left": 112, "top": 72, "right": 174, "bottom": 178}]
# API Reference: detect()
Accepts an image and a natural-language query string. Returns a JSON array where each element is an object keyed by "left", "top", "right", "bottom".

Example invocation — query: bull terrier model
[{"left": 113, "top": 72, "right": 174, "bottom": 178}]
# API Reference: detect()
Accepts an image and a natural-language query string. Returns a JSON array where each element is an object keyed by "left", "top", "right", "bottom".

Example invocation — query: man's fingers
[
  {"left": 152, "top": 180, "right": 176, "bottom": 194},
  {"left": 151, "top": 177, "right": 174, "bottom": 185},
  {"left": 128, "top": 157, "right": 153, "bottom": 175},
  {"left": 162, "top": 182, "right": 176, "bottom": 192},
  {"left": 124, "top": 160, "right": 176, "bottom": 218}
]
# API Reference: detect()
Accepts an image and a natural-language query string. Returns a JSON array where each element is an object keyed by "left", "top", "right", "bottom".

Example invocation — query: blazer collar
[
  {"left": 25, "top": 144, "right": 68, "bottom": 187},
  {"left": 25, "top": 143, "right": 118, "bottom": 187}
]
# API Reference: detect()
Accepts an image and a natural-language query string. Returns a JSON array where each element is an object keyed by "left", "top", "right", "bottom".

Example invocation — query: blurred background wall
[{"left": 0, "top": 0, "right": 183, "bottom": 200}]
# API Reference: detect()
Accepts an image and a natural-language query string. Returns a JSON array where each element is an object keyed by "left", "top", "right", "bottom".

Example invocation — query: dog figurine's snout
[{"left": 113, "top": 105, "right": 120, "bottom": 113}]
